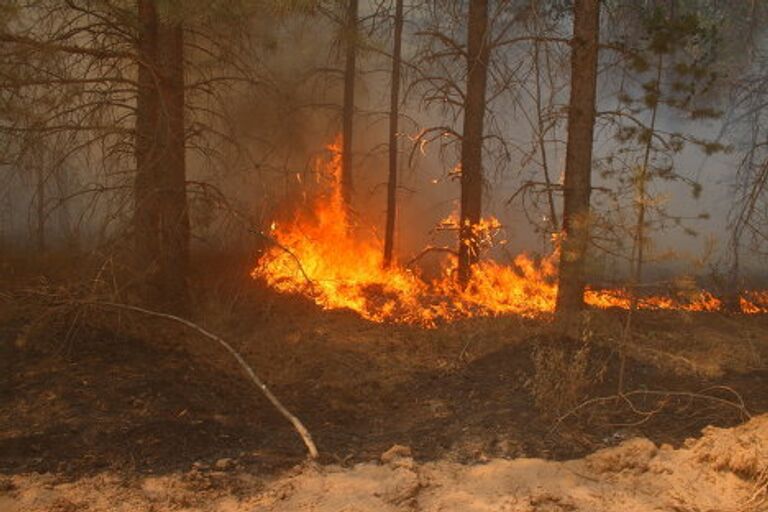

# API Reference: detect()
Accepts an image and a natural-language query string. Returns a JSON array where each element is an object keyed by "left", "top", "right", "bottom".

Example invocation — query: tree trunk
[
  {"left": 383, "top": 0, "right": 404, "bottom": 268},
  {"left": 725, "top": 235, "right": 742, "bottom": 312},
  {"left": 629, "top": 53, "right": 663, "bottom": 302},
  {"left": 35, "top": 162, "right": 45, "bottom": 252},
  {"left": 618, "top": 53, "right": 662, "bottom": 393},
  {"left": 134, "top": 0, "right": 190, "bottom": 315},
  {"left": 457, "top": 0, "right": 490, "bottom": 288},
  {"left": 555, "top": 0, "right": 600, "bottom": 324},
  {"left": 533, "top": 37, "right": 559, "bottom": 234},
  {"left": 723, "top": 110, "right": 763, "bottom": 313},
  {"left": 341, "top": 0, "right": 358, "bottom": 208}
]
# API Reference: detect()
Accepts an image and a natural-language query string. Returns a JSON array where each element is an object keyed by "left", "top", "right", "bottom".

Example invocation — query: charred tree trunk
[
  {"left": 724, "top": 218, "right": 746, "bottom": 313},
  {"left": 134, "top": 0, "right": 159, "bottom": 306},
  {"left": 383, "top": 0, "right": 404, "bottom": 268},
  {"left": 341, "top": 0, "right": 358, "bottom": 208},
  {"left": 35, "top": 163, "right": 45, "bottom": 252},
  {"left": 134, "top": 0, "right": 190, "bottom": 315},
  {"left": 555, "top": 0, "right": 600, "bottom": 324},
  {"left": 457, "top": 0, "right": 490, "bottom": 288}
]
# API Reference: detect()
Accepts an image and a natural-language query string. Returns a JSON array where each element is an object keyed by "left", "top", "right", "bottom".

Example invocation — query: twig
[
  {"left": 551, "top": 387, "right": 751, "bottom": 434},
  {"left": 91, "top": 301, "right": 319, "bottom": 460},
  {"left": 251, "top": 229, "right": 316, "bottom": 288},
  {"left": 630, "top": 345, "right": 706, "bottom": 375},
  {"left": 458, "top": 335, "right": 473, "bottom": 362},
  {"left": 405, "top": 246, "right": 457, "bottom": 268}
]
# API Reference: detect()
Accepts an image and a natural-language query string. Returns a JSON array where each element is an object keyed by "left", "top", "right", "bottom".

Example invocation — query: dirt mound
[
  {"left": 690, "top": 413, "right": 768, "bottom": 477},
  {"left": 3, "top": 415, "right": 767, "bottom": 512},
  {"left": 225, "top": 414, "right": 768, "bottom": 512},
  {"left": 255, "top": 417, "right": 767, "bottom": 511}
]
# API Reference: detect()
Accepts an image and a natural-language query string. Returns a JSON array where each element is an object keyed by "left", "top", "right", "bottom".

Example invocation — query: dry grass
[
  {"left": 742, "top": 464, "right": 768, "bottom": 512},
  {"left": 529, "top": 338, "right": 605, "bottom": 418},
  {"left": 585, "top": 309, "right": 768, "bottom": 378}
]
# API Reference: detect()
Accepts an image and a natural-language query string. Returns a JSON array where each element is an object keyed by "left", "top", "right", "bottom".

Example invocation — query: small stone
[
  {"left": 214, "top": 458, "right": 233, "bottom": 470},
  {"left": 381, "top": 444, "right": 413, "bottom": 468},
  {"left": 586, "top": 437, "right": 658, "bottom": 474},
  {"left": 0, "top": 476, "right": 15, "bottom": 492}
]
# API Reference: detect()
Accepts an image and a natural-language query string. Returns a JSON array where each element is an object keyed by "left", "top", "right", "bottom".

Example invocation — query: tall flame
[{"left": 252, "top": 137, "right": 768, "bottom": 327}]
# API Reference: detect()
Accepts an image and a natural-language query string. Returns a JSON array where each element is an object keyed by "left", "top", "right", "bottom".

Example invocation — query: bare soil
[{"left": 1, "top": 274, "right": 768, "bottom": 511}]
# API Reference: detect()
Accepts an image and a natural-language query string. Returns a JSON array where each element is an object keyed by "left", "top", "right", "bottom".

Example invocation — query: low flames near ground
[
  {"left": 253, "top": 137, "right": 768, "bottom": 327},
  {"left": 7, "top": 2, "right": 768, "bottom": 511}
]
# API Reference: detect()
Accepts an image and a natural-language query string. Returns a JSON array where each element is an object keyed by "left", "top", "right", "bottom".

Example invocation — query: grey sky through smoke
[{"left": 1, "top": 1, "right": 765, "bottom": 282}]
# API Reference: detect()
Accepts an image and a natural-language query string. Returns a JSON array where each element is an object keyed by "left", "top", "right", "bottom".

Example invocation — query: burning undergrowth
[{"left": 252, "top": 138, "right": 768, "bottom": 327}]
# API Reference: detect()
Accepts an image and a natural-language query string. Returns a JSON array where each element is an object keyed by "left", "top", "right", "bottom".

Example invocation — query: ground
[{"left": 1, "top": 261, "right": 767, "bottom": 511}]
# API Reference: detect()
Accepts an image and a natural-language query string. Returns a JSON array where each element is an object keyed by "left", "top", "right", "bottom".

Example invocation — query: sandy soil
[{"left": 2, "top": 414, "right": 766, "bottom": 512}]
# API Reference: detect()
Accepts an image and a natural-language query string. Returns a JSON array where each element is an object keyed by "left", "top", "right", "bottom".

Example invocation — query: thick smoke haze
[{"left": 1, "top": 1, "right": 767, "bottom": 286}]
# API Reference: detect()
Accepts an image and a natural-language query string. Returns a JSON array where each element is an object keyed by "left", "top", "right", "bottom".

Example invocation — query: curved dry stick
[
  {"left": 251, "top": 229, "right": 316, "bottom": 288},
  {"left": 550, "top": 387, "right": 752, "bottom": 435},
  {"left": 94, "top": 301, "right": 319, "bottom": 459}
]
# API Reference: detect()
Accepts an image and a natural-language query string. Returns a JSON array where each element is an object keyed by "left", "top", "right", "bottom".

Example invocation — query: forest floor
[{"left": 1, "top": 255, "right": 768, "bottom": 511}]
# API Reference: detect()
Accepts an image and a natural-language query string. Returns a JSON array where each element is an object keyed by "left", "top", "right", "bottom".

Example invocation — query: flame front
[{"left": 252, "top": 138, "right": 768, "bottom": 326}]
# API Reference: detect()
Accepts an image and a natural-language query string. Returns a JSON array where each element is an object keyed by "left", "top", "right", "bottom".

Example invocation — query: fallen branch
[
  {"left": 551, "top": 387, "right": 751, "bottom": 434},
  {"left": 93, "top": 301, "right": 319, "bottom": 460}
]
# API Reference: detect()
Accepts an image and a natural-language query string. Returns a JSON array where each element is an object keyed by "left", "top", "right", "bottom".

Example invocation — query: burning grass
[{"left": 252, "top": 137, "right": 768, "bottom": 327}]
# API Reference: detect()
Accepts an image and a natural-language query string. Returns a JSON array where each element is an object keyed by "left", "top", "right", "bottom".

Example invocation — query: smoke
[
  {"left": 216, "top": 3, "right": 749, "bottom": 280},
  {"left": 3, "top": 0, "right": 766, "bottom": 287}
]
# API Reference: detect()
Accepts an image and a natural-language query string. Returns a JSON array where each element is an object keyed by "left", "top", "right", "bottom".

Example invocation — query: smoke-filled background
[{"left": 1, "top": 0, "right": 767, "bottom": 286}]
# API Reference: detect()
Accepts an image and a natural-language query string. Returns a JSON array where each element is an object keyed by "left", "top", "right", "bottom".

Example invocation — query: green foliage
[{"left": 591, "top": 3, "right": 736, "bottom": 278}]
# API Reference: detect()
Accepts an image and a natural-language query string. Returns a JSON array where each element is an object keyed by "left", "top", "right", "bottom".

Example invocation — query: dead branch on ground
[
  {"left": 16, "top": 287, "right": 319, "bottom": 460},
  {"left": 91, "top": 301, "right": 320, "bottom": 460},
  {"left": 550, "top": 386, "right": 752, "bottom": 435}
]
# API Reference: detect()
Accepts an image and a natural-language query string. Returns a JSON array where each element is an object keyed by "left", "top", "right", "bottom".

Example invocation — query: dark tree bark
[
  {"left": 457, "top": 0, "right": 490, "bottom": 288},
  {"left": 341, "top": 0, "right": 358, "bottom": 207},
  {"left": 383, "top": 0, "right": 404, "bottom": 268},
  {"left": 35, "top": 162, "right": 45, "bottom": 252},
  {"left": 725, "top": 240, "right": 742, "bottom": 312},
  {"left": 134, "top": 0, "right": 190, "bottom": 315},
  {"left": 555, "top": 0, "right": 600, "bottom": 323}
]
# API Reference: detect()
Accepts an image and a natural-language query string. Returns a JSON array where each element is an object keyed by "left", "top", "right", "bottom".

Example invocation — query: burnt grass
[{"left": 1, "top": 289, "right": 767, "bottom": 480}]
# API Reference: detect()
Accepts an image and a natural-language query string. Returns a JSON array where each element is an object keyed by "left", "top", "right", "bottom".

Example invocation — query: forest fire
[
  {"left": 252, "top": 139, "right": 768, "bottom": 327},
  {"left": 7, "top": 3, "right": 768, "bottom": 510}
]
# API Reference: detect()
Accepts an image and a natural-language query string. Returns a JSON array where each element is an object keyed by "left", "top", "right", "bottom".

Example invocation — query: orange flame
[
  {"left": 740, "top": 291, "right": 768, "bottom": 314},
  {"left": 252, "top": 137, "right": 767, "bottom": 326}
]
